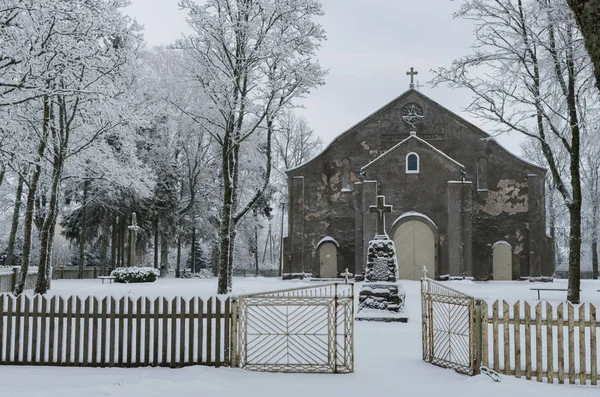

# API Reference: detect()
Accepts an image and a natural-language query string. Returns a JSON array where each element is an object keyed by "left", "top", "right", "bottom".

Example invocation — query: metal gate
[
  {"left": 232, "top": 283, "right": 354, "bottom": 373},
  {"left": 421, "top": 277, "right": 477, "bottom": 375}
]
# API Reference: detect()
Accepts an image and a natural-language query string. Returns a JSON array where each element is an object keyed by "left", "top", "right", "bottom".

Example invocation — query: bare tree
[
  {"left": 177, "top": 0, "right": 326, "bottom": 294},
  {"left": 433, "top": 0, "right": 598, "bottom": 303},
  {"left": 274, "top": 111, "right": 323, "bottom": 171}
]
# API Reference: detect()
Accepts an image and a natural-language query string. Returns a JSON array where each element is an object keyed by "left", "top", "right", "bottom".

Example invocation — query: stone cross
[
  {"left": 340, "top": 268, "right": 353, "bottom": 284},
  {"left": 128, "top": 212, "right": 141, "bottom": 267},
  {"left": 369, "top": 195, "right": 393, "bottom": 236},
  {"left": 407, "top": 67, "right": 418, "bottom": 89}
]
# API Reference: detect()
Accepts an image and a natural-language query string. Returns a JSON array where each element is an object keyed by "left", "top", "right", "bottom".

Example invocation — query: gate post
[
  {"left": 230, "top": 298, "right": 239, "bottom": 367},
  {"left": 333, "top": 283, "right": 339, "bottom": 373},
  {"left": 474, "top": 299, "right": 483, "bottom": 375}
]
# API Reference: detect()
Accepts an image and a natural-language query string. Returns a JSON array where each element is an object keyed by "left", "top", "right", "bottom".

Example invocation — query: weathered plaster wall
[{"left": 363, "top": 138, "right": 462, "bottom": 278}]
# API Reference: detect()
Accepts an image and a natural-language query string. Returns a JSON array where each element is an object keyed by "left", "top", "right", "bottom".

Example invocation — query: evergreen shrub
[{"left": 111, "top": 267, "right": 160, "bottom": 283}]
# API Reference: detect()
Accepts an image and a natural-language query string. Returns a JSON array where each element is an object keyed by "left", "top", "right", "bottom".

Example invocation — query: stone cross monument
[
  {"left": 369, "top": 195, "right": 392, "bottom": 238},
  {"left": 356, "top": 195, "right": 408, "bottom": 322}
]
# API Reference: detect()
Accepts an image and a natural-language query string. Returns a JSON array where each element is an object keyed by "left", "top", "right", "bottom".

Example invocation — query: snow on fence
[
  {"left": 482, "top": 300, "right": 598, "bottom": 385},
  {"left": 421, "top": 278, "right": 600, "bottom": 385},
  {"left": 0, "top": 294, "right": 232, "bottom": 368},
  {"left": 0, "top": 267, "right": 38, "bottom": 293}
]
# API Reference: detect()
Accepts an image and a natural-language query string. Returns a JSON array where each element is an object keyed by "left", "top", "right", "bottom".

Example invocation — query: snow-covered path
[{"left": 2, "top": 277, "right": 600, "bottom": 397}]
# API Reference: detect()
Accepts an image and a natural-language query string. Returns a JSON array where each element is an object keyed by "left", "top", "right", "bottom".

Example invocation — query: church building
[{"left": 283, "top": 74, "right": 554, "bottom": 281}]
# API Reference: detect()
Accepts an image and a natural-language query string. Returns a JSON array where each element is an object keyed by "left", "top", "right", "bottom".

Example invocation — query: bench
[
  {"left": 530, "top": 288, "right": 580, "bottom": 300},
  {"left": 98, "top": 276, "right": 116, "bottom": 284}
]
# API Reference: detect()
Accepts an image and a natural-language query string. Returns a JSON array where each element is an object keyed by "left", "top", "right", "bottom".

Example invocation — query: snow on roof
[
  {"left": 316, "top": 236, "right": 340, "bottom": 248},
  {"left": 361, "top": 133, "right": 464, "bottom": 173}
]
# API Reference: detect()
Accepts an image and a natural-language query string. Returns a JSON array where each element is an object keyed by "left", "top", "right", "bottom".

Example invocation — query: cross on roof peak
[{"left": 406, "top": 67, "right": 418, "bottom": 89}]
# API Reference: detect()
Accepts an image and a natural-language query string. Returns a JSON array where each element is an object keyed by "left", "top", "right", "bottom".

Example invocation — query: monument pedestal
[{"left": 356, "top": 236, "right": 408, "bottom": 323}]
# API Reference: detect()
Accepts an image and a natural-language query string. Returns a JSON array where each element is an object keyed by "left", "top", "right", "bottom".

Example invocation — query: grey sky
[{"left": 125, "top": 0, "right": 524, "bottom": 155}]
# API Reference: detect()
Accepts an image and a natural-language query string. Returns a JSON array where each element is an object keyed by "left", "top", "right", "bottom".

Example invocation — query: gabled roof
[
  {"left": 361, "top": 132, "right": 464, "bottom": 173},
  {"left": 286, "top": 88, "right": 547, "bottom": 174}
]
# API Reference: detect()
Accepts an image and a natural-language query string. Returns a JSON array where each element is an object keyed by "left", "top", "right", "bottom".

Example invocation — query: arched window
[
  {"left": 406, "top": 152, "right": 419, "bottom": 174},
  {"left": 342, "top": 158, "right": 351, "bottom": 191},
  {"left": 477, "top": 157, "right": 488, "bottom": 190}
]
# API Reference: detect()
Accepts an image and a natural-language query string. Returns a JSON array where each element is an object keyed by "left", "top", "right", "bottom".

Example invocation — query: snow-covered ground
[{"left": 3, "top": 277, "right": 600, "bottom": 397}]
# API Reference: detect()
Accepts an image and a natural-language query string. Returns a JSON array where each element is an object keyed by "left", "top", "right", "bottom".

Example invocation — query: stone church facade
[{"left": 283, "top": 88, "right": 555, "bottom": 280}]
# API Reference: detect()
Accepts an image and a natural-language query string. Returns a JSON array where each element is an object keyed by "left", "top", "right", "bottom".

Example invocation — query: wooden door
[
  {"left": 394, "top": 220, "right": 435, "bottom": 280},
  {"left": 492, "top": 243, "right": 512, "bottom": 280},
  {"left": 319, "top": 243, "right": 338, "bottom": 278}
]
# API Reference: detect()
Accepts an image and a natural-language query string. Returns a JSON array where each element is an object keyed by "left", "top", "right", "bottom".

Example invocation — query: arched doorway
[
  {"left": 492, "top": 241, "right": 512, "bottom": 280},
  {"left": 392, "top": 216, "right": 436, "bottom": 280},
  {"left": 318, "top": 242, "right": 338, "bottom": 278}
]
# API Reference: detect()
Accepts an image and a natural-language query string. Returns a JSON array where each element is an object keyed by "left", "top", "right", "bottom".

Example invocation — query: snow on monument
[{"left": 356, "top": 195, "right": 408, "bottom": 322}]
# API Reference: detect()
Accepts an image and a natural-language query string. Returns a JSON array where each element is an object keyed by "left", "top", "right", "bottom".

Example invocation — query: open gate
[
  {"left": 232, "top": 283, "right": 354, "bottom": 373},
  {"left": 421, "top": 277, "right": 478, "bottom": 375}
]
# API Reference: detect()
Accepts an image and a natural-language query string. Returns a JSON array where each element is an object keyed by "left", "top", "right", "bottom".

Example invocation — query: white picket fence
[{"left": 481, "top": 300, "right": 598, "bottom": 385}]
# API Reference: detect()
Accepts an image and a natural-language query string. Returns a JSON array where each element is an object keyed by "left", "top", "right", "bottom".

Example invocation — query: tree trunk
[
  {"left": 191, "top": 227, "right": 196, "bottom": 274},
  {"left": 567, "top": 0, "right": 600, "bottom": 93},
  {"left": 254, "top": 222, "right": 259, "bottom": 277},
  {"left": 227, "top": 228, "right": 237, "bottom": 291},
  {"left": 35, "top": 150, "right": 66, "bottom": 293},
  {"left": 217, "top": 205, "right": 233, "bottom": 294},
  {"left": 78, "top": 179, "right": 89, "bottom": 279},
  {"left": 591, "top": 171, "right": 599, "bottom": 280},
  {"left": 176, "top": 234, "right": 181, "bottom": 278},
  {"left": 154, "top": 217, "right": 159, "bottom": 269},
  {"left": 14, "top": 96, "right": 50, "bottom": 295},
  {"left": 5, "top": 173, "right": 24, "bottom": 267},
  {"left": 111, "top": 215, "right": 117, "bottom": 271},
  {"left": 566, "top": 45, "right": 582, "bottom": 304},
  {"left": 160, "top": 232, "right": 169, "bottom": 277},
  {"left": 592, "top": 240, "right": 598, "bottom": 280},
  {"left": 123, "top": 213, "right": 133, "bottom": 267},
  {"left": 217, "top": 141, "right": 235, "bottom": 294},
  {"left": 100, "top": 216, "right": 110, "bottom": 276},
  {"left": 120, "top": 215, "right": 126, "bottom": 268},
  {"left": 567, "top": 202, "right": 582, "bottom": 303},
  {"left": 0, "top": 164, "right": 6, "bottom": 187},
  {"left": 211, "top": 240, "right": 219, "bottom": 277}
]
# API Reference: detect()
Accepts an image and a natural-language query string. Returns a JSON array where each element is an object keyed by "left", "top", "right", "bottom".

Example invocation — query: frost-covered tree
[
  {"left": 176, "top": 0, "right": 326, "bottom": 293},
  {"left": 433, "top": 0, "right": 599, "bottom": 302},
  {"left": 2, "top": 0, "right": 143, "bottom": 294},
  {"left": 136, "top": 46, "right": 221, "bottom": 277}
]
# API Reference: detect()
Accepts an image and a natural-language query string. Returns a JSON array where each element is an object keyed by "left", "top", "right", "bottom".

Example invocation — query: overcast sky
[{"left": 124, "top": 0, "right": 524, "bottom": 155}]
